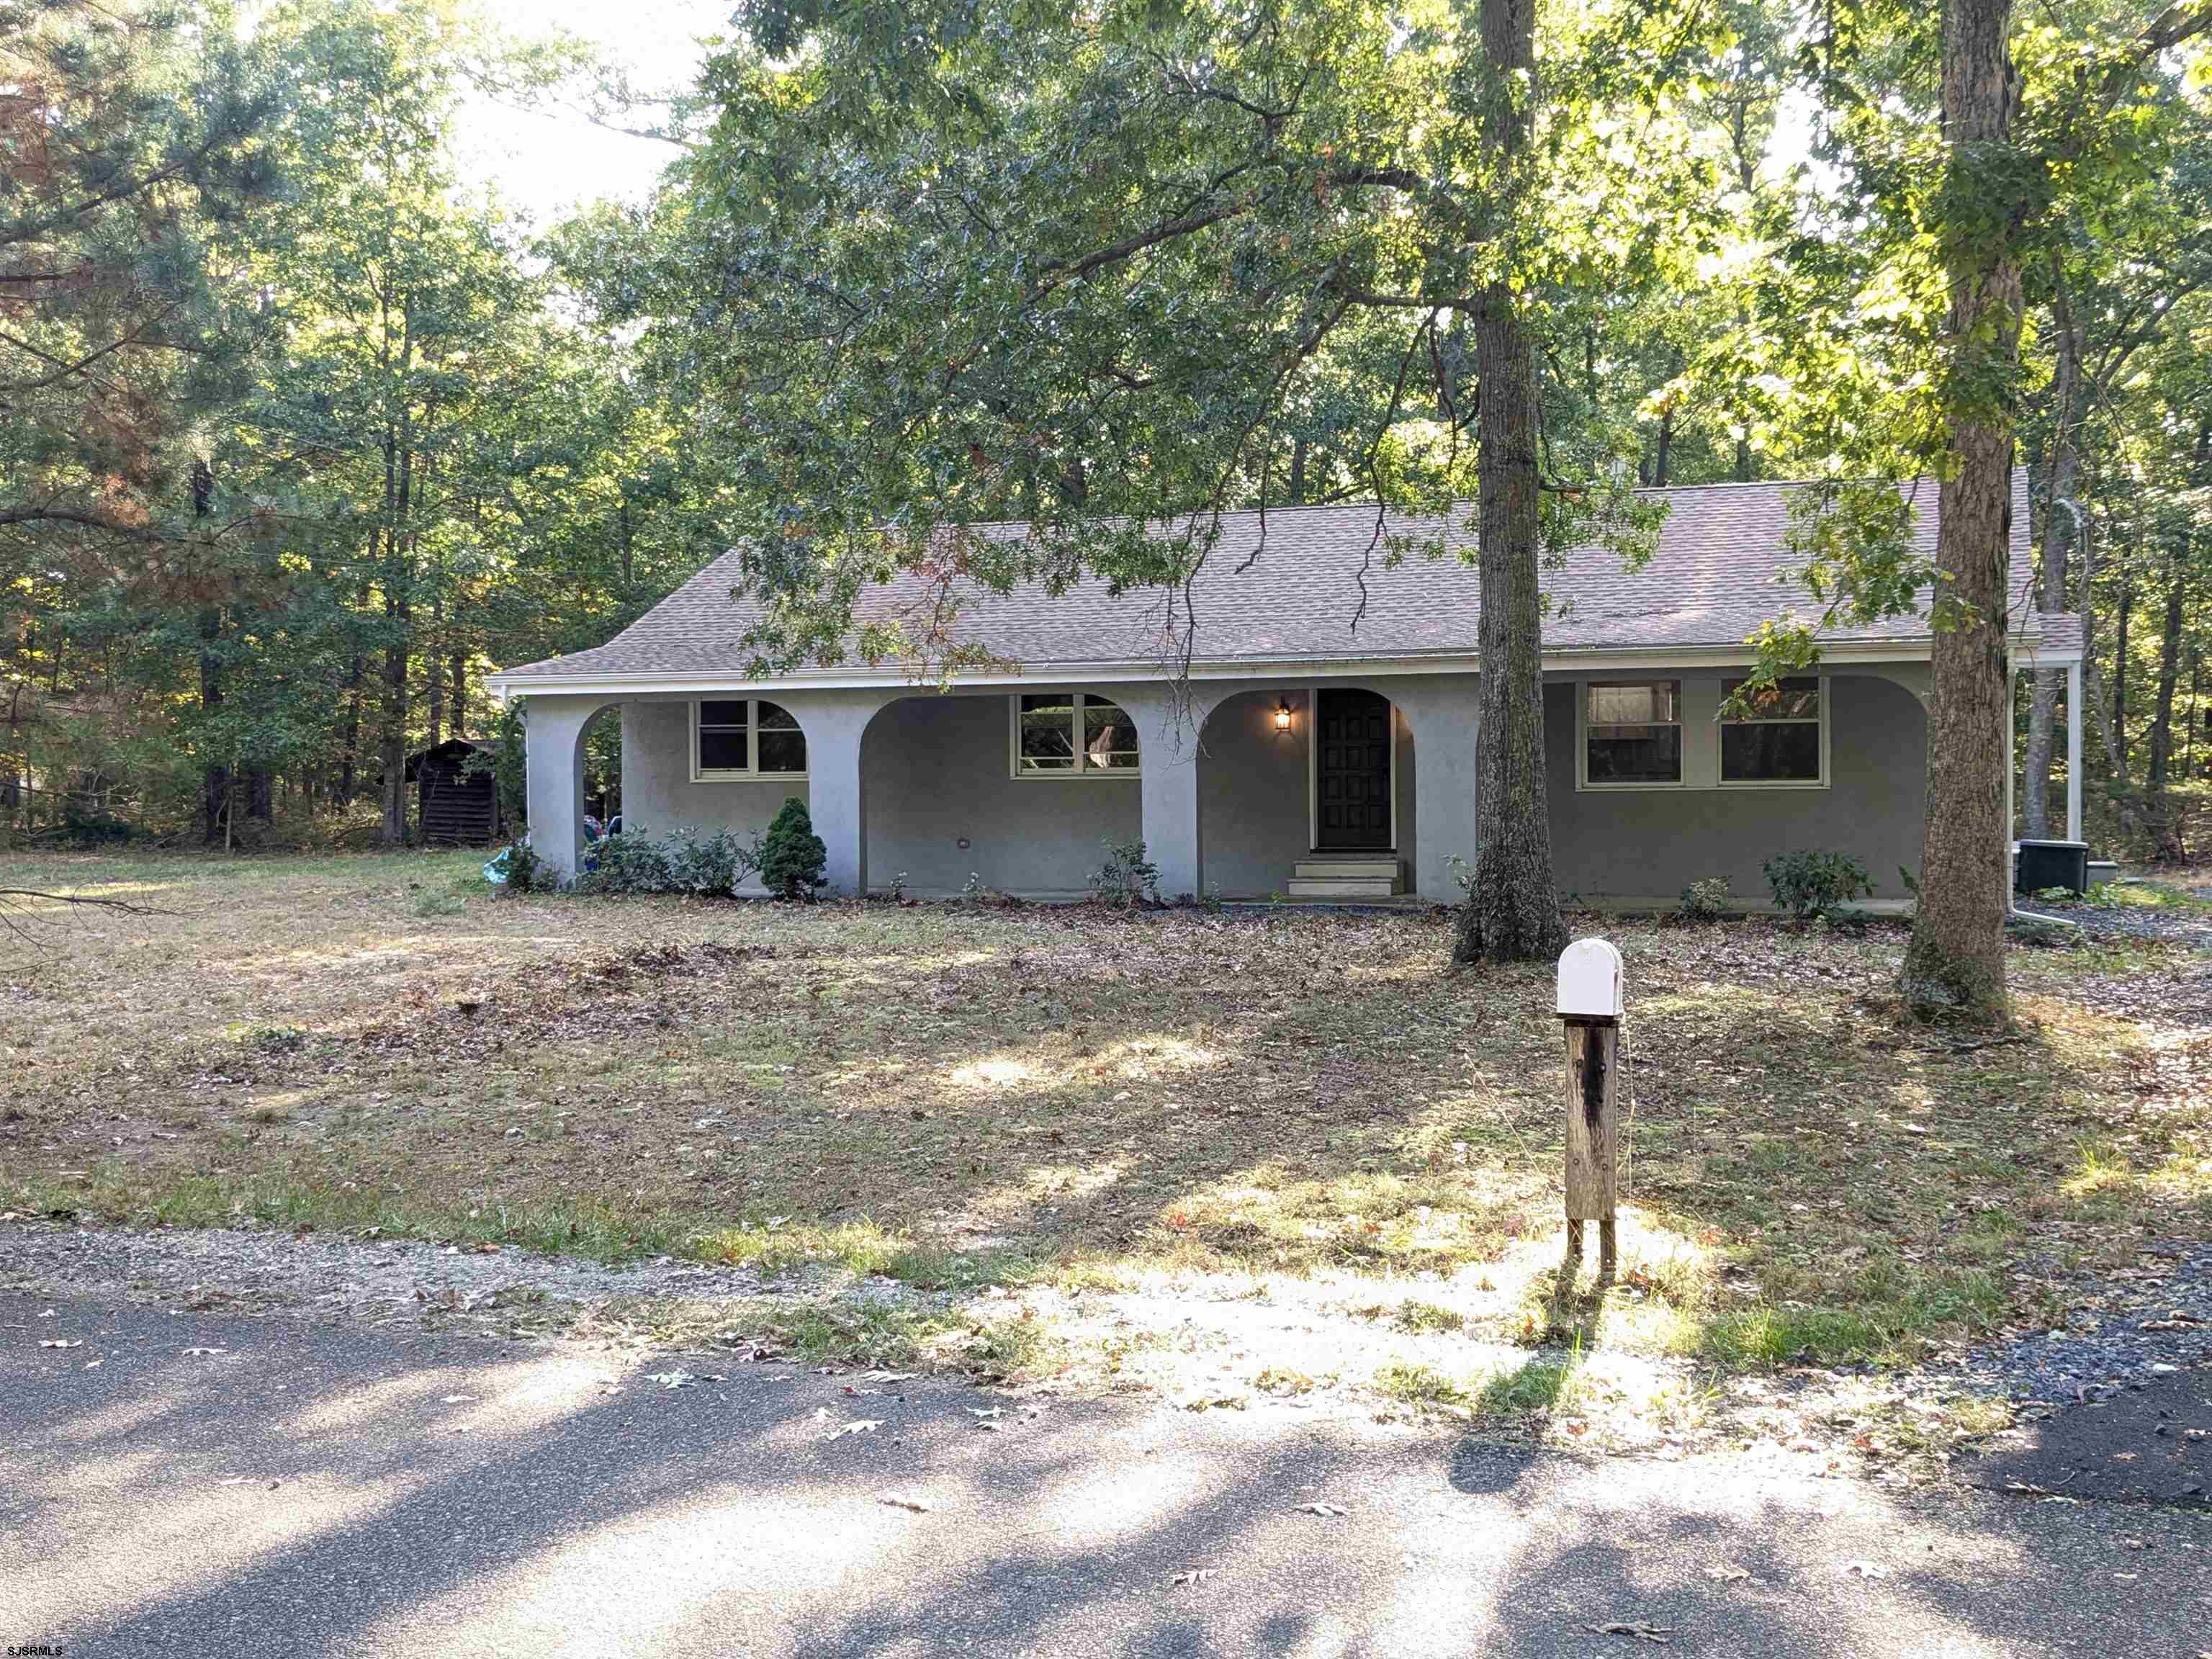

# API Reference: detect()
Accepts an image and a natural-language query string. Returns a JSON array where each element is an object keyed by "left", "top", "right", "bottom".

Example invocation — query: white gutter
[{"left": 486, "top": 634, "right": 2080, "bottom": 701}]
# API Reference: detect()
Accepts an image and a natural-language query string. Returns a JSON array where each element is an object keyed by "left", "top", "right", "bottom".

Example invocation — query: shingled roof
[{"left": 495, "top": 472, "right": 2062, "bottom": 688}]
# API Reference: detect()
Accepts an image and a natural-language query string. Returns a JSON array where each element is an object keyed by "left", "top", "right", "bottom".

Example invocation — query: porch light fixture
[{"left": 1274, "top": 696, "right": 1294, "bottom": 734}]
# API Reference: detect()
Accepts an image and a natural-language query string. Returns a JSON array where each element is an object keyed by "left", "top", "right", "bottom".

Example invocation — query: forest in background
[{"left": 3, "top": 0, "right": 2208, "bottom": 865}]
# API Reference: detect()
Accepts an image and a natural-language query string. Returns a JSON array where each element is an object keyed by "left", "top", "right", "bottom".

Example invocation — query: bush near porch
[{"left": 1, "top": 850, "right": 2205, "bottom": 1431}]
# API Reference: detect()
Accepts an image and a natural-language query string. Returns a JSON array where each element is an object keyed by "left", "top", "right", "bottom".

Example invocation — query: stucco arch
[
  {"left": 1191, "top": 685, "right": 1415, "bottom": 896},
  {"left": 522, "top": 693, "right": 624, "bottom": 883}
]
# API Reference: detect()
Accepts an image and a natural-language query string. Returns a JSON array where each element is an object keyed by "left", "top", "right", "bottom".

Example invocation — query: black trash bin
[{"left": 2015, "top": 839, "right": 2090, "bottom": 896}]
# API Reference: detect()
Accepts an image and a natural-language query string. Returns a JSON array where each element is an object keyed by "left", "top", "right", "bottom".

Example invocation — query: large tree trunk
[
  {"left": 2188, "top": 645, "right": 2202, "bottom": 779},
  {"left": 377, "top": 393, "right": 417, "bottom": 846},
  {"left": 193, "top": 459, "right": 229, "bottom": 848},
  {"left": 340, "top": 655, "right": 361, "bottom": 803},
  {"left": 2020, "top": 271, "right": 2080, "bottom": 840},
  {"left": 198, "top": 606, "right": 228, "bottom": 847},
  {"left": 426, "top": 601, "right": 446, "bottom": 750},
  {"left": 2076, "top": 515, "right": 2128, "bottom": 781},
  {"left": 1902, "top": 0, "right": 2021, "bottom": 1026},
  {"left": 2144, "top": 556, "right": 2188, "bottom": 861},
  {"left": 379, "top": 619, "right": 410, "bottom": 845},
  {"left": 1454, "top": 0, "right": 1565, "bottom": 967},
  {"left": 2113, "top": 567, "right": 2131, "bottom": 741}
]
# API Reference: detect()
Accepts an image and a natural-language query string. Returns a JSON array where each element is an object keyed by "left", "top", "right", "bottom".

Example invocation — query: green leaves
[{"left": 593, "top": 0, "right": 1744, "bottom": 667}]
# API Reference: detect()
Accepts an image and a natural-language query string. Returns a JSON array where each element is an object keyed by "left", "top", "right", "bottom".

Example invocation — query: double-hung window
[
  {"left": 1581, "top": 681, "right": 1682, "bottom": 786},
  {"left": 1720, "top": 677, "right": 1825, "bottom": 786},
  {"left": 1010, "top": 692, "right": 1140, "bottom": 777},
  {"left": 691, "top": 698, "right": 808, "bottom": 780}
]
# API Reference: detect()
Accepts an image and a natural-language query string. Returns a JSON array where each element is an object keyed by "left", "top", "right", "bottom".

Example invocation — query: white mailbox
[{"left": 1555, "top": 938, "right": 1624, "bottom": 1021}]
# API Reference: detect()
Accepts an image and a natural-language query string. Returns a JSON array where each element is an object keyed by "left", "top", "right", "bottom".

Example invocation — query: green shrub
[
  {"left": 1676, "top": 877, "right": 1731, "bottom": 920},
  {"left": 467, "top": 703, "right": 529, "bottom": 831},
  {"left": 55, "top": 806, "right": 138, "bottom": 846},
  {"left": 503, "top": 839, "right": 542, "bottom": 892},
  {"left": 1088, "top": 837, "right": 1160, "bottom": 909},
  {"left": 577, "top": 826, "right": 758, "bottom": 896},
  {"left": 758, "top": 798, "right": 827, "bottom": 899},
  {"left": 1762, "top": 849, "right": 1874, "bottom": 922}
]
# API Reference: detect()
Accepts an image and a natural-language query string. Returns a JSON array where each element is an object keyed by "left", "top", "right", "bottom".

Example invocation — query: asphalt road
[{"left": 4, "top": 1290, "right": 2208, "bottom": 1658}]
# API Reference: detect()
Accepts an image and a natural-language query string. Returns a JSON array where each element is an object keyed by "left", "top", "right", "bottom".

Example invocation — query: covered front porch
[{"left": 518, "top": 675, "right": 1480, "bottom": 903}]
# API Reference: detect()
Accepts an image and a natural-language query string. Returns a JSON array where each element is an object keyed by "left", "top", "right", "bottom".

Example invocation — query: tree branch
[{"left": 1028, "top": 168, "right": 1424, "bottom": 297}]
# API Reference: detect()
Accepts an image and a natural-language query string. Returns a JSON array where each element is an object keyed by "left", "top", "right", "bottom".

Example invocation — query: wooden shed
[{"left": 406, "top": 737, "right": 505, "bottom": 845}]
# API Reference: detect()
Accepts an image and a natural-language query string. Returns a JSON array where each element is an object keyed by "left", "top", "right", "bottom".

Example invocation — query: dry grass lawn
[{"left": 4, "top": 850, "right": 2208, "bottom": 1424}]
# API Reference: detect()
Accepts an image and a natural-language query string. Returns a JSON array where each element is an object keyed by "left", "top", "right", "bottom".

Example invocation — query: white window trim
[
  {"left": 1007, "top": 691, "right": 1143, "bottom": 780},
  {"left": 1575, "top": 679, "right": 1687, "bottom": 792},
  {"left": 690, "top": 698, "right": 809, "bottom": 782},
  {"left": 1717, "top": 673, "right": 1831, "bottom": 791}
]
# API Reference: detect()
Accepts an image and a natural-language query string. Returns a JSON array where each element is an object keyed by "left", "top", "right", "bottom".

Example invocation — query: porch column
[
  {"left": 2002, "top": 657, "right": 2017, "bottom": 914},
  {"left": 2066, "top": 658, "right": 2084, "bottom": 844},
  {"left": 1390, "top": 675, "right": 1481, "bottom": 902},
  {"left": 1118, "top": 688, "right": 1218, "bottom": 901},
  {"left": 522, "top": 693, "right": 608, "bottom": 884},
  {"left": 776, "top": 691, "right": 894, "bottom": 898}
]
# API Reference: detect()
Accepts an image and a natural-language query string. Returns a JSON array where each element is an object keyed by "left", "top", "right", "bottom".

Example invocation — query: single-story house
[{"left": 487, "top": 472, "right": 2087, "bottom": 907}]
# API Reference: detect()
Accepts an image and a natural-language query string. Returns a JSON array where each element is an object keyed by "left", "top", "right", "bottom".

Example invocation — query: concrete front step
[
  {"left": 1291, "top": 858, "right": 1401, "bottom": 881},
  {"left": 1285, "top": 875, "right": 1403, "bottom": 899}
]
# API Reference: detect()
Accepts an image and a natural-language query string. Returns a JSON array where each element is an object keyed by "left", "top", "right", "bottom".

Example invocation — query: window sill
[
  {"left": 1010, "top": 770, "right": 1143, "bottom": 782},
  {"left": 1715, "top": 778, "right": 1829, "bottom": 791},
  {"left": 1573, "top": 778, "right": 1830, "bottom": 793},
  {"left": 692, "top": 770, "right": 809, "bottom": 784}
]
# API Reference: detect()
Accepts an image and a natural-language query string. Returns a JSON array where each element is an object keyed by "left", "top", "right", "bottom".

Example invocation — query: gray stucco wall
[
  {"left": 861, "top": 692, "right": 1141, "bottom": 896},
  {"left": 1545, "top": 672, "right": 1927, "bottom": 903},
  {"left": 616, "top": 683, "right": 1433, "bottom": 899},
  {"left": 606, "top": 667, "right": 1923, "bottom": 905},
  {"left": 621, "top": 701, "right": 809, "bottom": 893}
]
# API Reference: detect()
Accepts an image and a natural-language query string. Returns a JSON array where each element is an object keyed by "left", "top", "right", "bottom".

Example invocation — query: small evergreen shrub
[
  {"left": 1676, "top": 877, "right": 1732, "bottom": 921},
  {"left": 1762, "top": 849, "right": 1874, "bottom": 922},
  {"left": 501, "top": 839, "right": 542, "bottom": 892},
  {"left": 1088, "top": 837, "right": 1160, "bottom": 909},
  {"left": 758, "top": 798, "right": 827, "bottom": 899}
]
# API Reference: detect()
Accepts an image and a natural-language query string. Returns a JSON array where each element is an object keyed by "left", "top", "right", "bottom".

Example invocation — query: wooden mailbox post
[{"left": 1556, "top": 938, "right": 1623, "bottom": 1277}]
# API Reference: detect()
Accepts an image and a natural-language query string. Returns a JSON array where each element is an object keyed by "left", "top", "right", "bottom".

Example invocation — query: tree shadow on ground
[
  {"left": 6, "top": 1287, "right": 2195, "bottom": 1658},
  {"left": 13, "top": 899, "right": 2195, "bottom": 1388}
]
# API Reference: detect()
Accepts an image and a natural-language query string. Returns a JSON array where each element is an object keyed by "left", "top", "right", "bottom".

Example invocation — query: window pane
[
  {"left": 1082, "top": 698, "right": 1139, "bottom": 770},
  {"left": 752, "top": 701, "right": 805, "bottom": 773},
  {"left": 1722, "top": 678, "right": 1820, "bottom": 721},
  {"left": 698, "top": 729, "right": 750, "bottom": 771},
  {"left": 1588, "top": 682, "right": 1676, "bottom": 727},
  {"left": 1587, "top": 728, "right": 1681, "bottom": 783},
  {"left": 1723, "top": 721, "right": 1821, "bottom": 782},
  {"left": 757, "top": 727, "right": 806, "bottom": 774},
  {"left": 1019, "top": 693, "right": 1076, "bottom": 770},
  {"left": 699, "top": 699, "right": 750, "bottom": 729}
]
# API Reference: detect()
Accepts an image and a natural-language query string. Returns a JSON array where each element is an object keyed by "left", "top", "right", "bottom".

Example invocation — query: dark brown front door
[{"left": 1315, "top": 688, "right": 1393, "bottom": 850}]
